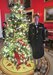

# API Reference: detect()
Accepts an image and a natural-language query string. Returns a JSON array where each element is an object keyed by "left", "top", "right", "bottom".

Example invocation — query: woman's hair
[{"left": 33, "top": 13, "right": 40, "bottom": 18}]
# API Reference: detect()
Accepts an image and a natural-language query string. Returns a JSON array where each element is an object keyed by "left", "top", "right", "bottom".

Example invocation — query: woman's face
[{"left": 34, "top": 16, "right": 39, "bottom": 23}]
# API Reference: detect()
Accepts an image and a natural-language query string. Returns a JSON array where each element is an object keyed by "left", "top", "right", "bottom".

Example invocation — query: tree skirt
[
  {"left": 0, "top": 58, "right": 34, "bottom": 75},
  {"left": 0, "top": 57, "right": 50, "bottom": 75}
]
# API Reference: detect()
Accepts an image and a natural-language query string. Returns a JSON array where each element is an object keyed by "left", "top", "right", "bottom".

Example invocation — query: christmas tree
[{"left": 2, "top": 0, "right": 33, "bottom": 67}]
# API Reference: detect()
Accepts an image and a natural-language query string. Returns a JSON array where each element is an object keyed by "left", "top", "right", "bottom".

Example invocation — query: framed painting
[
  {"left": 23, "top": 0, "right": 31, "bottom": 9},
  {"left": 44, "top": 7, "right": 53, "bottom": 22},
  {"left": 25, "top": 9, "right": 34, "bottom": 23},
  {"left": 44, "top": 0, "right": 53, "bottom": 2}
]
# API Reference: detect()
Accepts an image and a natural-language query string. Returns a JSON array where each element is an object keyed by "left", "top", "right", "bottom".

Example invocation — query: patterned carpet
[{"left": 34, "top": 57, "right": 49, "bottom": 75}]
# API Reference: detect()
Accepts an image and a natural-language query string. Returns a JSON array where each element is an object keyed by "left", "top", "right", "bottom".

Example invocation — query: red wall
[
  {"left": 26, "top": 0, "right": 53, "bottom": 29},
  {"left": 0, "top": 0, "right": 53, "bottom": 29},
  {"left": 0, "top": 0, "right": 10, "bottom": 27}
]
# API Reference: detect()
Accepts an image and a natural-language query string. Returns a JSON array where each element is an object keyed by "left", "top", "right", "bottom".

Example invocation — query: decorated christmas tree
[{"left": 1, "top": 0, "right": 34, "bottom": 71}]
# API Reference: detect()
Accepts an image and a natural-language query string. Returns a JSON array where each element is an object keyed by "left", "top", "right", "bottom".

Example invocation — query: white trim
[{"left": 0, "top": 10, "right": 3, "bottom": 38}]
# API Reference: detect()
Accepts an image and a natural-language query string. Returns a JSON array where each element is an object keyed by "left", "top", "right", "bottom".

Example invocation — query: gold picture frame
[
  {"left": 44, "top": 0, "right": 53, "bottom": 2},
  {"left": 25, "top": 9, "right": 34, "bottom": 23},
  {"left": 44, "top": 7, "right": 53, "bottom": 22}
]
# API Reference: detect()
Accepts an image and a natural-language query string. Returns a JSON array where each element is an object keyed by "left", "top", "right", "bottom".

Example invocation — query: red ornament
[
  {"left": 14, "top": 52, "right": 21, "bottom": 65},
  {"left": 22, "top": 43, "right": 26, "bottom": 46},
  {"left": 20, "top": 54, "right": 25, "bottom": 59}
]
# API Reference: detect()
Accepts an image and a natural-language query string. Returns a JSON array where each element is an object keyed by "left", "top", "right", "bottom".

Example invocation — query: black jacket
[{"left": 28, "top": 23, "right": 45, "bottom": 59}]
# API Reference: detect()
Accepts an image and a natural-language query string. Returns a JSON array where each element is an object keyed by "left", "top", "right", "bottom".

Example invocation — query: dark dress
[{"left": 28, "top": 23, "right": 45, "bottom": 59}]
